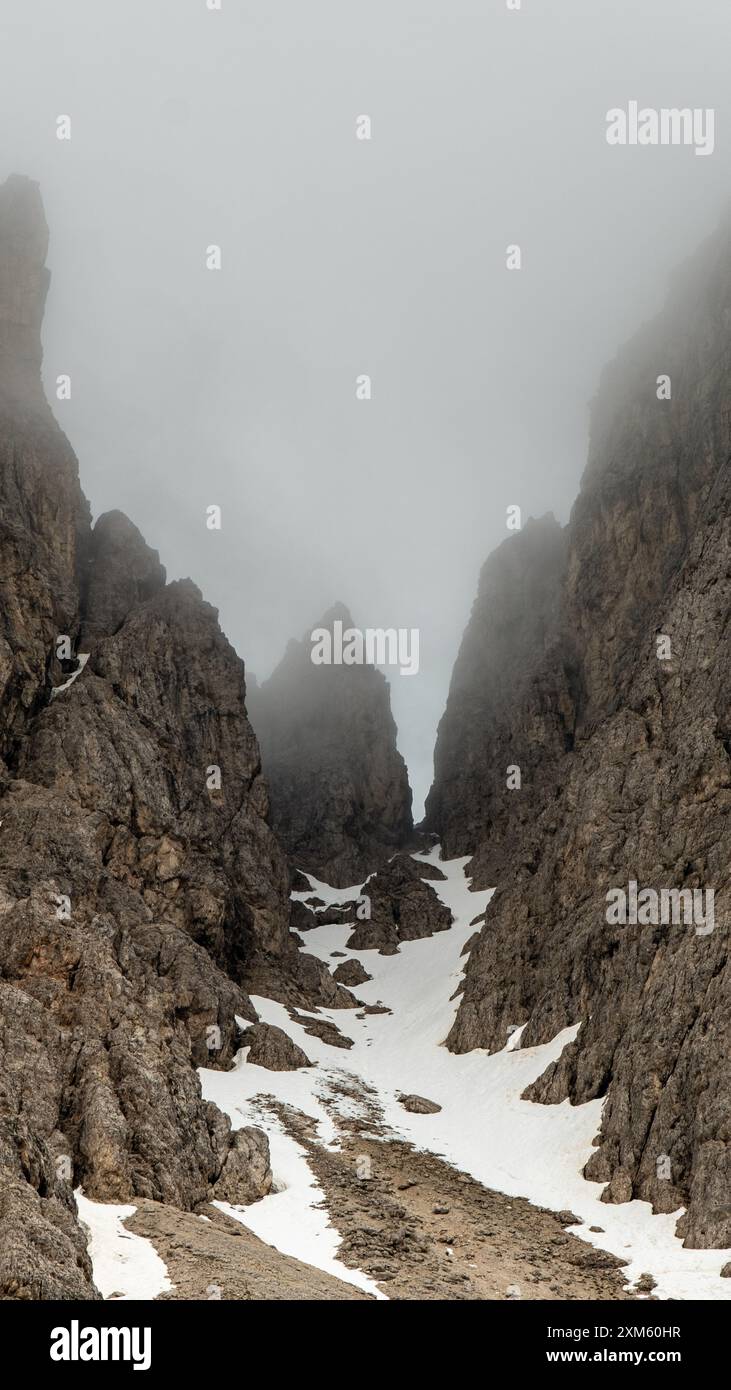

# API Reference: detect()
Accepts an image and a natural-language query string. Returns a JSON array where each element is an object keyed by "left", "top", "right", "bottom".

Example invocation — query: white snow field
[
  {"left": 75, "top": 1192, "right": 173, "bottom": 1300},
  {"left": 200, "top": 846, "right": 731, "bottom": 1301}
]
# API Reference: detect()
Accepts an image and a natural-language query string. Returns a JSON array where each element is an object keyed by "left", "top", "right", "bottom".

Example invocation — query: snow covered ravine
[
  {"left": 200, "top": 846, "right": 731, "bottom": 1301},
  {"left": 75, "top": 1192, "right": 173, "bottom": 1300}
]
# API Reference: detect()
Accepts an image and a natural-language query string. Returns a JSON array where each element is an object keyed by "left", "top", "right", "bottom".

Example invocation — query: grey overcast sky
[{"left": 1, "top": 0, "right": 730, "bottom": 813}]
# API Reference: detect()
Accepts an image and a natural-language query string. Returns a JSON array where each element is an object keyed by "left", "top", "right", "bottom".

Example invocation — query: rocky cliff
[
  {"left": 427, "top": 220, "right": 731, "bottom": 1248},
  {"left": 424, "top": 513, "right": 569, "bottom": 861},
  {"left": 0, "top": 175, "right": 318, "bottom": 1297},
  {"left": 249, "top": 603, "right": 413, "bottom": 886}
]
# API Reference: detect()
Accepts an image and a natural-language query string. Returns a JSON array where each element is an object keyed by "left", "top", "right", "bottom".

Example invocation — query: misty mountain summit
[{"left": 249, "top": 602, "right": 413, "bottom": 886}]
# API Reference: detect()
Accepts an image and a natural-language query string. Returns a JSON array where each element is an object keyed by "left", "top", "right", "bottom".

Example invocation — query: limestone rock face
[
  {"left": 424, "top": 514, "right": 569, "bottom": 861},
  {"left": 426, "top": 219, "right": 731, "bottom": 1248},
  {"left": 0, "top": 179, "right": 90, "bottom": 759},
  {"left": 249, "top": 603, "right": 413, "bottom": 886},
  {"left": 0, "top": 175, "right": 300, "bottom": 1297},
  {"left": 82, "top": 509, "right": 166, "bottom": 638}
]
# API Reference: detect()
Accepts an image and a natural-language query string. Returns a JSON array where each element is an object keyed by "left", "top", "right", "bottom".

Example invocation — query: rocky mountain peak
[
  {"left": 249, "top": 605, "right": 413, "bottom": 885},
  {"left": 82, "top": 509, "right": 167, "bottom": 639},
  {"left": 315, "top": 599, "right": 355, "bottom": 629}
]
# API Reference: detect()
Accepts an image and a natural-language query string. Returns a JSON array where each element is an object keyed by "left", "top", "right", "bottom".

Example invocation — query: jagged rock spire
[{"left": 249, "top": 605, "right": 413, "bottom": 885}]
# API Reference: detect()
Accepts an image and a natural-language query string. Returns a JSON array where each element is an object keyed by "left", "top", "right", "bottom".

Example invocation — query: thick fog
[{"left": 1, "top": 0, "right": 730, "bottom": 813}]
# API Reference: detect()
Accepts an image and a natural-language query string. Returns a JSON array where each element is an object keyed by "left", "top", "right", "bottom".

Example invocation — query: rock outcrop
[
  {"left": 426, "top": 217, "right": 731, "bottom": 1248},
  {"left": 249, "top": 603, "right": 413, "bottom": 885},
  {"left": 346, "top": 854, "right": 452, "bottom": 953},
  {"left": 397, "top": 1094, "right": 442, "bottom": 1115},
  {"left": 238, "top": 1022, "right": 312, "bottom": 1071},
  {"left": 0, "top": 175, "right": 317, "bottom": 1297},
  {"left": 332, "top": 958, "right": 372, "bottom": 987},
  {"left": 290, "top": 899, "right": 353, "bottom": 932}
]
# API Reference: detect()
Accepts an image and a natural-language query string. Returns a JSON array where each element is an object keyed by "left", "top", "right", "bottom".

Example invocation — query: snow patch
[
  {"left": 213, "top": 1115, "right": 384, "bottom": 1299},
  {"left": 75, "top": 1191, "right": 173, "bottom": 1300}
]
